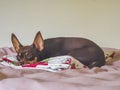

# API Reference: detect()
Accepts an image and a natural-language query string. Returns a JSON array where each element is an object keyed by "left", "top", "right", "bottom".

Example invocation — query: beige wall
[{"left": 0, "top": 0, "right": 120, "bottom": 49}]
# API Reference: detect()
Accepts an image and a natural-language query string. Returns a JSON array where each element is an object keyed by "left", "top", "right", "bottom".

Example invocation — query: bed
[{"left": 0, "top": 47, "right": 120, "bottom": 90}]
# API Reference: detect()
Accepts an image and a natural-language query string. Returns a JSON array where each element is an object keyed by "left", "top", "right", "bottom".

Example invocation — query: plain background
[{"left": 0, "top": 0, "right": 120, "bottom": 49}]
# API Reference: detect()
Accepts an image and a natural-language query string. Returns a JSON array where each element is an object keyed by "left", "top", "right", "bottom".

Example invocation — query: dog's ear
[
  {"left": 33, "top": 31, "right": 44, "bottom": 51},
  {"left": 11, "top": 33, "right": 23, "bottom": 52}
]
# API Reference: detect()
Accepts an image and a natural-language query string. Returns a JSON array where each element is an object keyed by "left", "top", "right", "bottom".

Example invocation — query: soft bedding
[
  {"left": 0, "top": 55, "right": 86, "bottom": 72},
  {"left": 0, "top": 47, "right": 120, "bottom": 90}
]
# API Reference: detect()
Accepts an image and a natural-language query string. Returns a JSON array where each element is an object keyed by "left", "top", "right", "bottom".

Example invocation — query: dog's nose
[
  {"left": 19, "top": 59, "right": 25, "bottom": 65},
  {"left": 19, "top": 61, "right": 24, "bottom": 65}
]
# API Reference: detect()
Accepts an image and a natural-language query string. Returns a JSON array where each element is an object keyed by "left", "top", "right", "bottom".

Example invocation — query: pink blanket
[{"left": 0, "top": 47, "right": 120, "bottom": 90}]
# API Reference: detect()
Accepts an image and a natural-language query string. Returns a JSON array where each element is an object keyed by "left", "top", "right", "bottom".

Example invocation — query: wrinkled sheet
[{"left": 0, "top": 47, "right": 120, "bottom": 90}]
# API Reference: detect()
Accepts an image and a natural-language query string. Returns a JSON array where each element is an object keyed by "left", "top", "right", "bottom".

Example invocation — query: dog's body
[{"left": 11, "top": 31, "right": 105, "bottom": 68}]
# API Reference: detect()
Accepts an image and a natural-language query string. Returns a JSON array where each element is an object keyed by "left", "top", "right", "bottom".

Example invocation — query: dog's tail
[{"left": 105, "top": 51, "right": 115, "bottom": 65}]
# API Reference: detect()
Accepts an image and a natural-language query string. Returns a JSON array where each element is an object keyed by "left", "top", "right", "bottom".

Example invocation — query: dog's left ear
[
  {"left": 33, "top": 31, "right": 44, "bottom": 51},
  {"left": 11, "top": 33, "right": 23, "bottom": 52}
]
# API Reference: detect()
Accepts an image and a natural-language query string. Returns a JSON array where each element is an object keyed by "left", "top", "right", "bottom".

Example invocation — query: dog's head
[{"left": 11, "top": 31, "right": 44, "bottom": 65}]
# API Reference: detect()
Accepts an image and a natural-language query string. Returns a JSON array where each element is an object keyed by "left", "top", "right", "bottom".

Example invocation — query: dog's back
[{"left": 41, "top": 37, "right": 105, "bottom": 68}]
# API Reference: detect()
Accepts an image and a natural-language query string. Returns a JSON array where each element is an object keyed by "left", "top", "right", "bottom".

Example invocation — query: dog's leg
[{"left": 68, "top": 47, "right": 105, "bottom": 68}]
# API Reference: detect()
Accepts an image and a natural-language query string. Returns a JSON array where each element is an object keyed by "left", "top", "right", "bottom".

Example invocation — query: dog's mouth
[{"left": 19, "top": 57, "right": 38, "bottom": 65}]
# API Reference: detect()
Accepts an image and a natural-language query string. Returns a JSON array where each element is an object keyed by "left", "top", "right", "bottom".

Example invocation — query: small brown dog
[{"left": 11, "top": 31, "right": 105, "bottom": 68}]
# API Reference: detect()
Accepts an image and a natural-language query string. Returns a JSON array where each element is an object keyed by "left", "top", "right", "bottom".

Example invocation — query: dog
[{"left": 11, "top": 31, "right": 105, "bottom": 68}]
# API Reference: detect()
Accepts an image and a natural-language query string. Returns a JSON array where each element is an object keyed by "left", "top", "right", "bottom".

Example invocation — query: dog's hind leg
[{"left": 68, "top": 46, "right": 105, "bottom": 68}]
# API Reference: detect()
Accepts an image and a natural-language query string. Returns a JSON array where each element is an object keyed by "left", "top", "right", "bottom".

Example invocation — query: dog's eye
[
  {"left": 17, "top": 55, "right": 21, "bottom": 61},
  {"left": 16, "top": 53, "right": 22, "bottom": 61}
]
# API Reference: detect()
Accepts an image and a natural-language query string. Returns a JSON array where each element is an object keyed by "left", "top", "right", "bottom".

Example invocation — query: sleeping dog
[{"left": 11, "top": 31, "right": 105, "bottom": 68}]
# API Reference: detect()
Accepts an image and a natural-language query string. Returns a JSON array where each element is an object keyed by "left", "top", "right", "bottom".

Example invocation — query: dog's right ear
[
  {"left": 11, "top": 33, "right": 23, "bottom": 52},
  {"left": 33, "top": 31, "right": 44, "bottom": 51}
]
